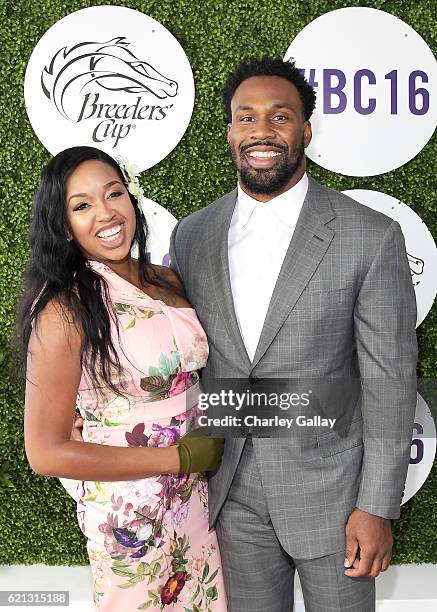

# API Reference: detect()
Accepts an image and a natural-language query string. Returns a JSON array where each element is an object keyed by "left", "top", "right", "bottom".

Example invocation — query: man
[{"left": 168, "top": 56, "right": 417, "bottom": 611}]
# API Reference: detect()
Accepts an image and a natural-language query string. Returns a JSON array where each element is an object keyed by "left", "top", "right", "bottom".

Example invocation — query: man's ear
[
  {"left": 226, "top": 121, "right": 234, "bottom": 149},
  {"left": 303, "top": 121, "right": 312, "bottom": 148}
]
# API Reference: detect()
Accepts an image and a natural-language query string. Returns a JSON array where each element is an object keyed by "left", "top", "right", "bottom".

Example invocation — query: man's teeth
[
  {"left": 248, "top": 151, "right": 281, "bottom": 158},
  {"left": 97, "top": 224, "right": 122, "bottom": 240}
]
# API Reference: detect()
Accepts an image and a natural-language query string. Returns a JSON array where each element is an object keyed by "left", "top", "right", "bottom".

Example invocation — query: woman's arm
[{"left": 24, "top": 299, "right": 180, "bottom": 480}]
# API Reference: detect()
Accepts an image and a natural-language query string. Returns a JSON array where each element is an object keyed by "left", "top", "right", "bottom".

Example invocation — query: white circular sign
[
  {"left": 402, "top": 393, "right": 436, "bottom": 505},
  {"left": 134, "top": 195, "right": 177, "bottom": 266},
  {"left": 344, "top": 189, "right": 437, "bottom": 327},
  {"left": 59, "top": 197, "right": 177, "bottom": 501},
  {"left": 24, "top": 6, "right": 195, "bottom": 171},
  {"left": 284, "top": 7, "right": 437, "bottom": 176}
]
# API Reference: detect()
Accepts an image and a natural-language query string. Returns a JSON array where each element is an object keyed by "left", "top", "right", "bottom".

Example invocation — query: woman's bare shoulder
[{"left": 32, "top": 296, "right": 82, "bottom": 346}]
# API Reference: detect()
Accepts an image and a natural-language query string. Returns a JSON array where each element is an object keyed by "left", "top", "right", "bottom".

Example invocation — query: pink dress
[{"left": 76, "top": 260, "right": 227, "bottom": 611}]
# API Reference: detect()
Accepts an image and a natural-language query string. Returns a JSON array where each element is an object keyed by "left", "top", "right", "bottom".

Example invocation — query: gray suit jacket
[{"left": 170, "top": 175, "right": 417, "bottom": 558}]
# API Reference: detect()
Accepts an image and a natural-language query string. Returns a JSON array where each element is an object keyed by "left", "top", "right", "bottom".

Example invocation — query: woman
[{"left": 18, "top": 146, "right": 227, "bottom": 611}]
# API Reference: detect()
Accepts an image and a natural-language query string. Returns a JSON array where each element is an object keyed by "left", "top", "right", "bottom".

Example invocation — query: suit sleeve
[
  {"left": 354, "top": 220, "right": 417, "bottom": 519},
  {"left": 169, "top": 219, "right": 183, "bottom": 277}
]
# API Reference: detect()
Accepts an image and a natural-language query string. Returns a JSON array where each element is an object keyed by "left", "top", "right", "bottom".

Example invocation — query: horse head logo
[
  {"left": 407, "top": 253, "right": 425, "bottom": 287},
  {"left": 41, "top": 37, "right": 178, "bottom": 121}
]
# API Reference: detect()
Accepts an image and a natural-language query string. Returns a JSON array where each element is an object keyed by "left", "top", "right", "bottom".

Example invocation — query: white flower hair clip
[{"left": 115, "top": 156, "right": 145, "bottom": 201}]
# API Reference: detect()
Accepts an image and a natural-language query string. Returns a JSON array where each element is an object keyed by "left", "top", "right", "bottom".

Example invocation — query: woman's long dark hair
[{"left": 17, "top": 146, "right": 180, "bottom": 395}]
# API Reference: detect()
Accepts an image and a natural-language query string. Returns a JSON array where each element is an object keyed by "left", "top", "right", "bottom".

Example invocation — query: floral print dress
[{"left": 76, "top": 260, "right": 227, "bottom": 611}]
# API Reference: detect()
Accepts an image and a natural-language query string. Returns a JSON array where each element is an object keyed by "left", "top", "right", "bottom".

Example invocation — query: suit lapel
[
  {"left": 206, "top": 189, "right": 252, "bottom": 370},
  {"left": 251, "top": 176, "right": 336, "bottom": 370}
]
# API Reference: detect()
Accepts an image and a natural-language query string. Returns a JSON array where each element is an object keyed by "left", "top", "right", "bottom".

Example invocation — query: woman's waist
[{"left": 81, "top": 381, "right": 201, "bottom": 433}]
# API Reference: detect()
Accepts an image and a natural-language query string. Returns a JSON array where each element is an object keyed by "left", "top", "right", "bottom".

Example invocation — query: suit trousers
[{"left": 215, "top": 437, "right": 375, "bottom": 612}]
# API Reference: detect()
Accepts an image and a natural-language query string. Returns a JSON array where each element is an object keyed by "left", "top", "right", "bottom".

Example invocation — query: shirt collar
[{"left": 235, "top": 172, "right": 308, "bottom": 229}]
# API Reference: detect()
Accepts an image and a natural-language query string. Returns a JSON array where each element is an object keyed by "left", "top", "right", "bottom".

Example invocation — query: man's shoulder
[{"left": 310, "top": 176, "right": 394, "bottom": 232}]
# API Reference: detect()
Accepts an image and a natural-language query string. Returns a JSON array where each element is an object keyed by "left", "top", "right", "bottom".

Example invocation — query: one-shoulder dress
[{"left": 75, "top": 260, "right": 227, "bottom": 611}]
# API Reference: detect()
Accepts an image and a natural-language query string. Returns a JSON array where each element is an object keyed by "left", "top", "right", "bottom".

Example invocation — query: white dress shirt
[{"left": 228, "top": 173, "right": 308, "bottom": 361}]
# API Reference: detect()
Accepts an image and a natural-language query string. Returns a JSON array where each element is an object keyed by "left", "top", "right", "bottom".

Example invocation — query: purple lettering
[
  {"left": 409, "top": 71, "right": 429, "bottom": 115},
  {"left": 305, "top": 68, "right": 318, "bottom": 89},
  {"left": 353, "top": 69, "right": 376, "bottom": 115},
  {"left": 384, "top": 70, "right": 398, "bottom": 114},
  {"left": 323, "top": 69, "right": 346, "bottom": 114},
  {"left": 410, "top": 422, "right": 424, "bottom": 464}
]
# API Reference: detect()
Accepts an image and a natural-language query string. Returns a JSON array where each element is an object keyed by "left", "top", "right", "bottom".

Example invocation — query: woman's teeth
[{"left": 97, "top": 224, "right": 122, "bottom": 241}]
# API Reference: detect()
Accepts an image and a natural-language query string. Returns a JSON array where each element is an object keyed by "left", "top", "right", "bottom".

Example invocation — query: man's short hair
[{"left": 222, "top": 55, "right": 316, "bottom": 122}]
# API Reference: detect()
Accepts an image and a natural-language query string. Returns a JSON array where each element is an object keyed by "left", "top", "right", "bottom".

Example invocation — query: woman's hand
[{"left": 176, "top": 430, "right": 224, "bottom": 473}]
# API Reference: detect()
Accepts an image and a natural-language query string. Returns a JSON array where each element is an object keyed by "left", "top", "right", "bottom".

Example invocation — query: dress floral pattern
[{"left": 76, "top": 260, "right": 227, "bottom": 611}]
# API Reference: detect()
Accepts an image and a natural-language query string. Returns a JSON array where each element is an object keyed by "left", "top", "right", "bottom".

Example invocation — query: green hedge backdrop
[{"left": 0, "top": 0, "right": 435, "bottom": 565}]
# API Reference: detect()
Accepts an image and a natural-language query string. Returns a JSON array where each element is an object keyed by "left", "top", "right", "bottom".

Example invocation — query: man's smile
[{"left": 242, "top": 145, "right": 285, "bottom": 169}]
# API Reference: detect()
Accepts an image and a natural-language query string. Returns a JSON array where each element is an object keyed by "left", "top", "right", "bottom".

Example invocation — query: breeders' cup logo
[
  {"left": 41, "top": 37, "right": 177, "bottom": 147},
  {"left": 24, "top": 6, "right": 194, "bottom": 170},
  {"left": 407, "top": 253, "right": 424, "bottom": 286}
]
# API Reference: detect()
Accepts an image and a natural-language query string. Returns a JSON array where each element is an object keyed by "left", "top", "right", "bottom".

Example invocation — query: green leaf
[
  {"left": 137, "top": 562, "right": 147, "bottom": 575},
  {"left": 125, "top": 318, "right": 136, "bottom": 330},
  {"left": 102, "top": 418, "right": 128, "bottom": 427},
  {"left": 201, "top": 561, "right": 210, "bottom": 582},
  {"left": 187, "top": 583, "right": 201, "bottom": 604},
  {"left": 152, "top": 561, "right": 161, "bottom": 574},
  {"left": 112, "top": 561, "right": 130, "bottom": 568},
  {"left": 111, "top": 567, "right": 136, "bottom": 578},
  {"left": 137, "top": 600, "right": 153, "bottom": 609},
  {"left": 128, "top": 574, "right": 145, "bottom": 584},
  {"left": 84, "top": 493, "right": 98, "bottom": 502},
  {"left": 206, "top": 585, "right": 218, "bottom": 601},
  {"left": 169, "top": 350, "right": 181, "bottom": 372},
  {"left": 114, "top": 303, "right": 131, "bottom": 314},
  {"left": 84, "top": 410, "right": 100, "bottom": 422},
  {"left": 204, "top": 568, "right": 219, "bottom": 584},
  {"left": 158, "top": 353, "right": 171, "bottom": 378},
  {"left": 141, "top": 309, "right": 158, "bottom": 319},
  {"left": 140, "top": 375, "right": 169, "bottom": 393},
  {"left": 179, "top": 482, "right": 193, "bottom": 501}
]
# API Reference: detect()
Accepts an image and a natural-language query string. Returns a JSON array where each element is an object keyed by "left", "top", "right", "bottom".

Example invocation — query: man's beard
[{"left": 229, "top": 138, "right": 305, "bottom": 195}]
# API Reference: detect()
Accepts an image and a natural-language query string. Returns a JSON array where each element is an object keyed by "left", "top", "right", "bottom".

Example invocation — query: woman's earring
[{"left": 67, "top": 236, "right": 73, "bottom": 242}]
